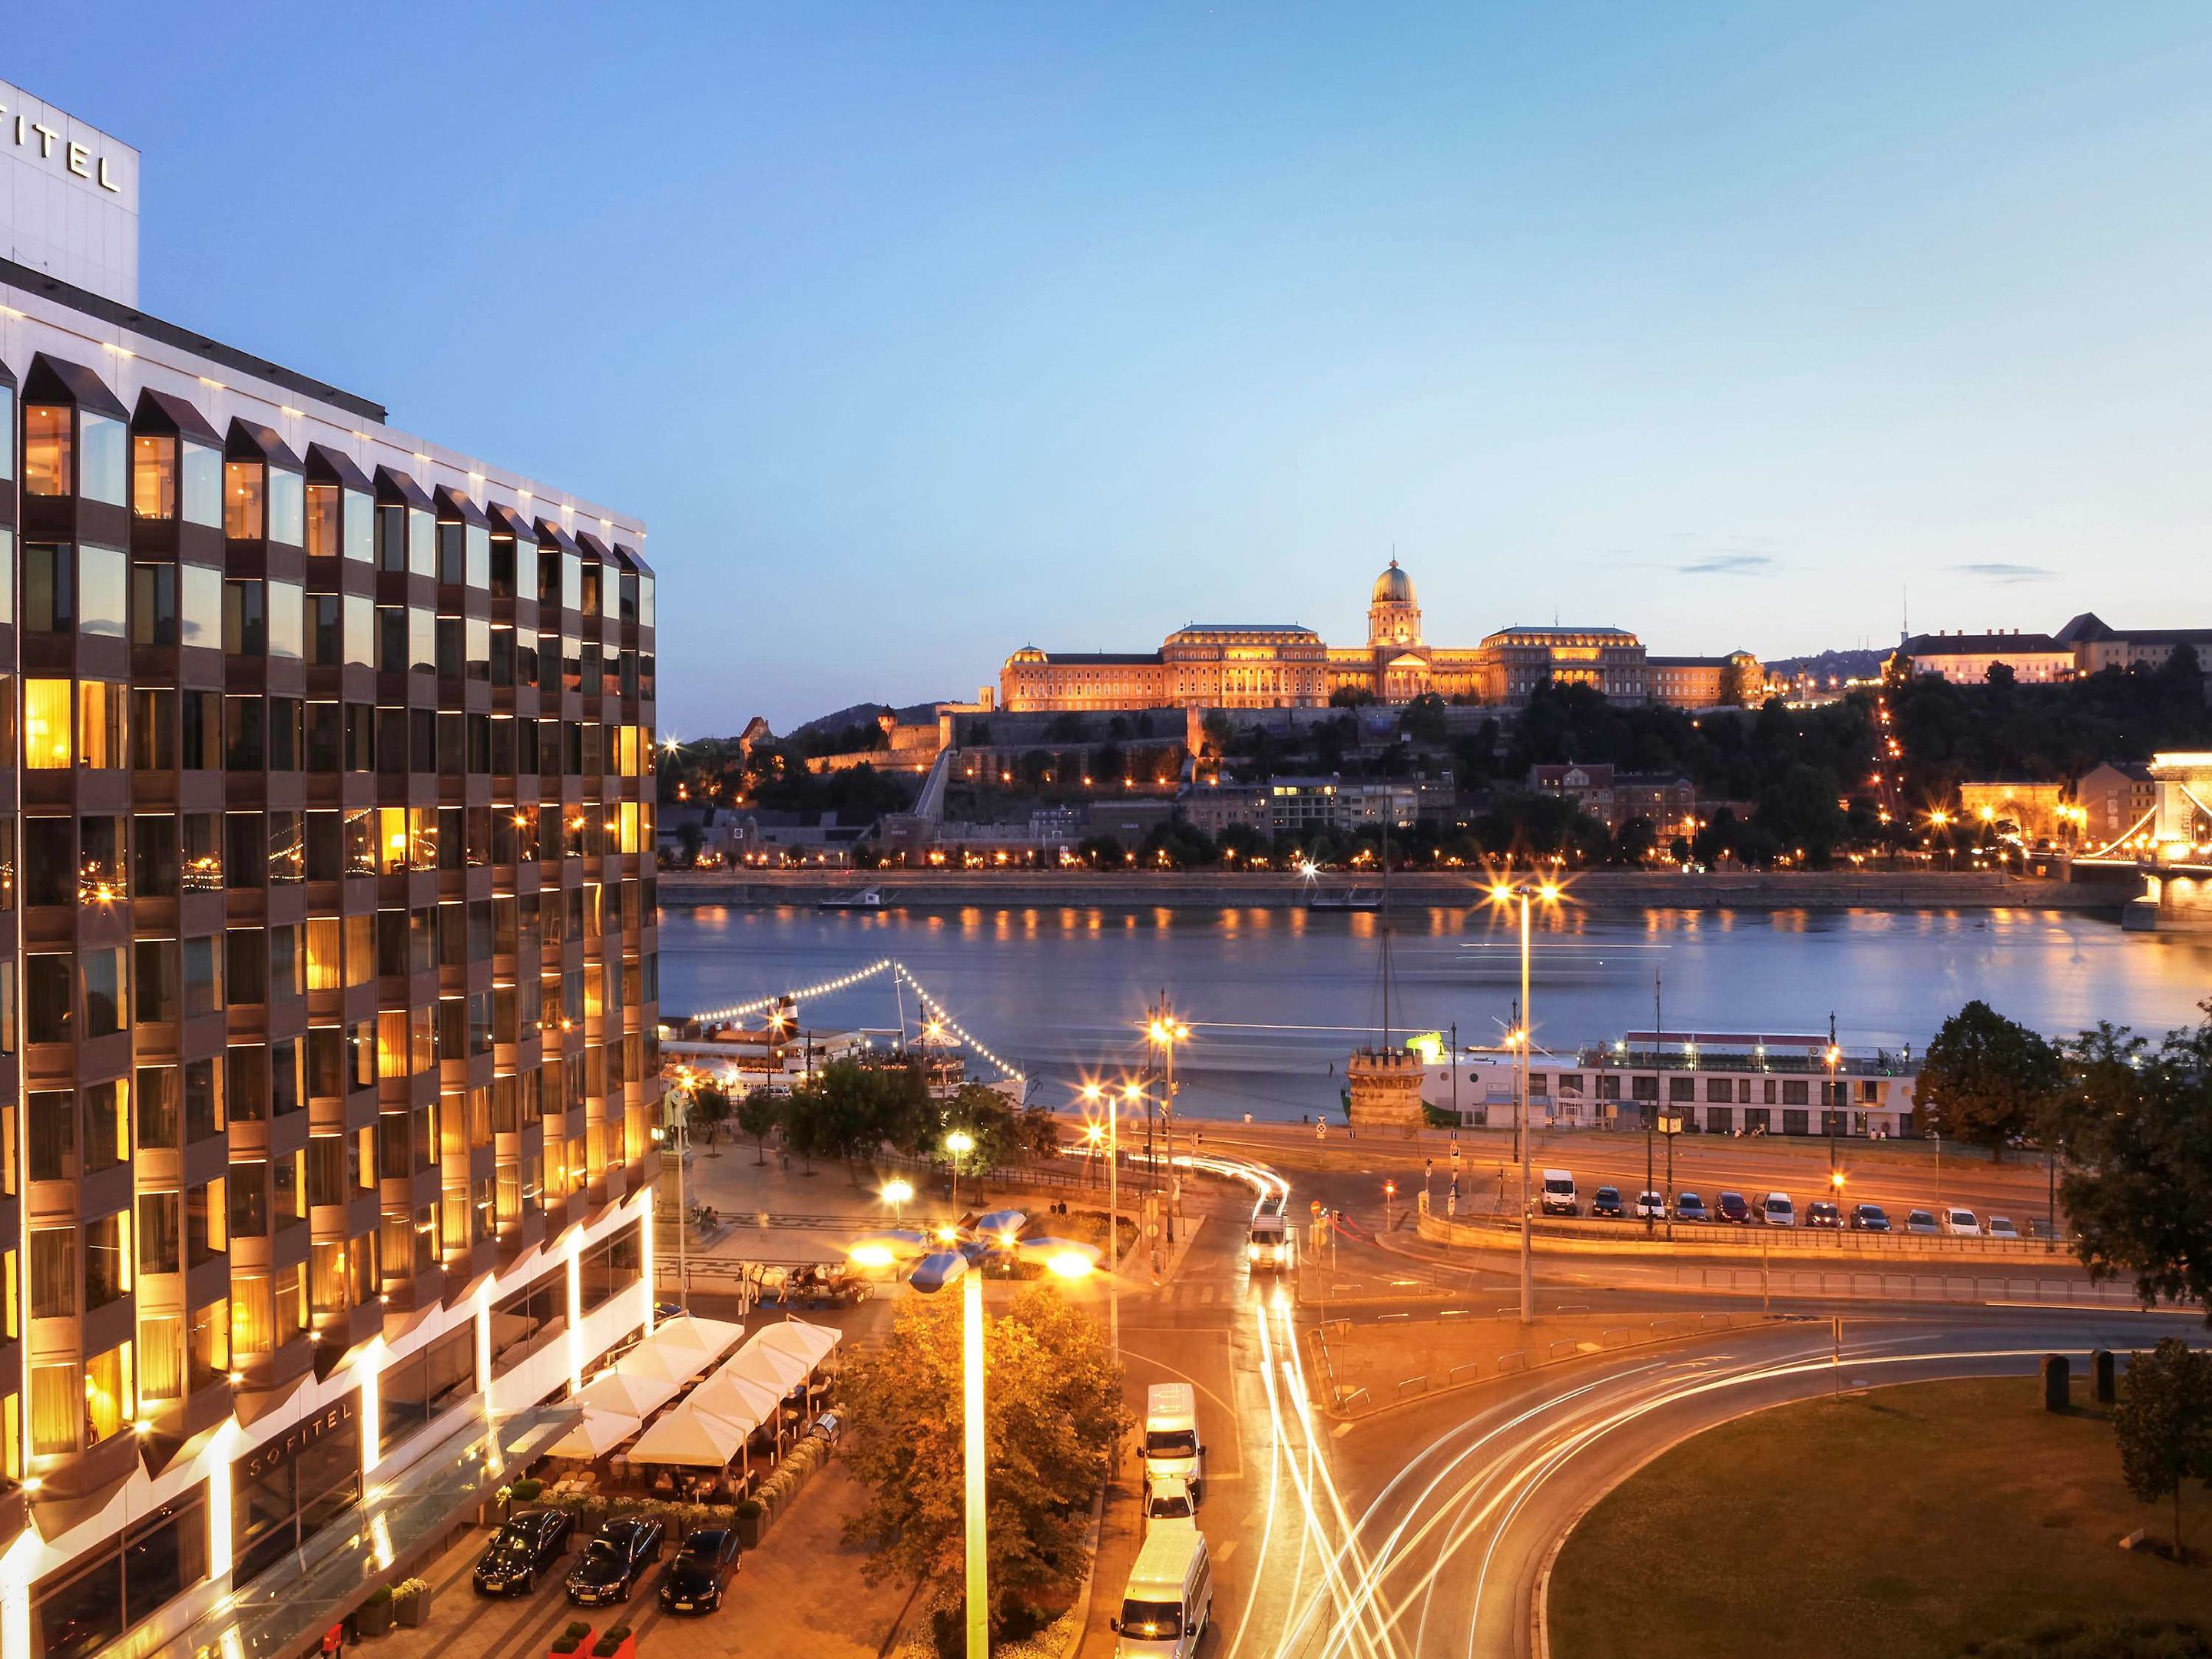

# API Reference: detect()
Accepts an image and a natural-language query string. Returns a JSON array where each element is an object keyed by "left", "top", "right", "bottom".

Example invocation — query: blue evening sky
[{"left": 15, "top": 5, "right": 2212, "bottom": 731}]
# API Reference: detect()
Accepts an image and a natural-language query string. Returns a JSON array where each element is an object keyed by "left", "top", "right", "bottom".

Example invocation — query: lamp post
[
  {"left": 882, "top": 1177, "right": 913, "bottom": 1226},
  {"left": 1659, "top": 1109, "right": 1682, "bottom": 1241},
  {"left": 1825, "top": 1015, "right": 1842, "bottom": 1199},
  {"left": 1146, "top": 1006, "right": 1190, "bottom": 1243},
  {"left": 946, "top": 1130, "right": 974, "bottom": 1213},
  {"left": 656, "top": 1068, "right": 695, "bottom": 1310},
  {"left": 1488, "top": 876, "right": 1561, "bottom": 1325},
  {"left": 1081, "top": 1082, "right": 1121, "bottom": 1361}
]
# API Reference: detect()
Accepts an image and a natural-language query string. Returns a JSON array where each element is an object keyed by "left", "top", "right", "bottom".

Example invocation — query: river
[{"left": 656, "top": 903, "right": 2212, "bottom": 1123}]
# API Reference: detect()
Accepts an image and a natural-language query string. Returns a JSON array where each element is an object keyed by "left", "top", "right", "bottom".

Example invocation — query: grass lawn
[{"left": 1550, "top": 1376, "right": 2212, "bottom": 1659}]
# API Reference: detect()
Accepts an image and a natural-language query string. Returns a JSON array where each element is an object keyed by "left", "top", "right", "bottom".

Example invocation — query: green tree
[
  {"left": 735, "top": 1087, "right": 781, "bottom": 1166},
  {"left": 1399, "top": 693, "right": 1449, "bottom": 745},
  {"left": 1916, "top": 1000, "right": 2061, "bottom": 1159},
  {"left": 2051, "top": 1006, "right": 2212, "bottom": 1315},
  {"left": 2114, "top": 1337, "right": 2212, "bottom": 1555},
  {"left": 685, "top": 1079, "right": 733, "bottom": 1154},
  {"left": 841, "top": 1286, "right": 1134, "bottom": 1651}
]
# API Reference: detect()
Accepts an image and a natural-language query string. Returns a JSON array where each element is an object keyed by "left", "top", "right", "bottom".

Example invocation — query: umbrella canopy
[
  {"left": 575, "top": 1369, "right": 673, "bottom": 1417},
  {"left": 651, "top": 1313, "right": 745, "bottom": 1358},
  {"left": 910, "top": 1250, "right": 969, "bottom": 1293},
  {"left": 751, "top": 1320, "right": 842, "bottom": 1370},
  {"left": 687, "top": 1371, "right": 783, "bottom": 1436},
  {"left": 616, "top": 1344, "right": 694, "bottom": 1386},
  {"left": 723, "top": 1341, "right": 814, "bottom": 1399},
  {"left": 543, "top": 1409, "right": 640, "bottom": 1459},
  {"left": 974, "top": 1209, "right": 1027, "bottom": 1243},
  {"left": 628, "top": 1406, "right": 745, "bottom": 1469}
]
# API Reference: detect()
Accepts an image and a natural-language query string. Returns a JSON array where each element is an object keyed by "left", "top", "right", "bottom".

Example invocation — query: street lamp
[
  {"left": 882, "top": 1177, "right": 913, "bottom": 1225},
  {"left": 945, "top": 1130, "right": 975, "bottom": 1212},
  {"left": 860, "top": 1234, "right": 1099, "bottom": 1659},
  {"left": 1080, "top": 1081, "right": 1122, "bottom": 1361},
  {"left": 1145, "top": 1007, "right": 1191, "bottom": 1243},
  {"left": 1487, "top": 875, "right": 1563, "bottom": 1324},
  {"left": 654, "top": 1068, "right": 697, "bottom": 1311},
  {"left": 1825, "top": 1021, "right": 1843, "bottom": 1197}
]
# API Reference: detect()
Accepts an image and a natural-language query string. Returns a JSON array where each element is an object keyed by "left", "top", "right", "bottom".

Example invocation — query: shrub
[
  {"left": 363, "top": 1584, "right": 393, "bottom": 1606},
  {"left": 551, "top": 1621, "right": 593, "bottom": 1654},
  {"left": 735, "top": 1498, "right": 763, "bottom": 1519},
  {"left": 593, "top": 1628, "right": 634, "bottom": 1657},
  {"left": 511, "top": 1477, "right": 545, "bottom": 1502}
]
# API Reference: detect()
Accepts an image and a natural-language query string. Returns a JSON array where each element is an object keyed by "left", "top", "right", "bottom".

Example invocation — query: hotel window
[
  {"left": 134, "top": 432, "right": 178, "bottom": 518},
  {"left": 31, "top": 1362, "right": 78, "bottom": 1455},
  {"left": 223, "top": 578, "right": 266, "bottom": 655},
  {"left": 81, "top": 412, "right": 127, "bottom": 505},
  {"left": 0, "top": 381, "right": 11, "bottom": 480},
  {"left": 84, "top": 946, "right": 127, "bottom": 1038},
  {"left": 306, "top": 592, "right": 342, "bottom": 665},
  {"left": 81, "top": 680, "right": 127, "bottom": 769},
  {"left": 177, "top": 440, "right": 220, "bottom": 526},
  {"left": 133, "top": 561, "right": 178, "bottom": 646},
  {"left": 85, "top": 1079, "right": 129, "bottom": 1174},
  {"left": 306, "top": 481, "right": 339, "bottom": 556},
  {"left": 28, "top": 1091, "right": 76, "bottom": 1181},
  {"left": 344, "top": 592, "right": 373, "bottom": 665},
  {"left": 224, "top": 461, "right": 264, "bottom": 538},
  {"left": 187, "top": 1299, "right": 228, "bottom": 1391},
  {"left": 344, "top": 489, "right": 373, "bottom": 561},
  {"left": 23, "top": 405, "right": 71, "bottom": 495},
  {"left": 30, "top": 1484, "right": 209, "bottom": 1659},
  {"left": 182, "top": 934, "right": 221, "bottom": 1018},
  {"left": 31, "top": 1226, "right": 76, "bottom": 1316},
  {"left": 81, "top": 543, "right": 127, "bottom": 636},
  {"left": 86, "top": 1212, "right": 130, "bottom": 1311},
  {"left": 269, "top": 469, "right": 303, "bottom": 545},
  {"left": 184, "top": 1178, "right": 224, "bottom": 1267},
  {"left": 26, "top": 956, "right": 72, "bottom": 1044},
  {"left": 180, "top": 560, "right": 220, "bottom": 647},
  {"left": 140, "top": 1313, "right": 184, "bottom": 1401},
  {"left": 137, "top": 1065, "right": 180, "bottom": 1149},
  {"left": 24, "top": 542, "right": 72, "bottom": 633}
]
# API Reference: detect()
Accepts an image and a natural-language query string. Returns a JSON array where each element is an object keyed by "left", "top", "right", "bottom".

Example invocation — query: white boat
[
  {"left": 1308, "top": 886, "right": 1382, "bottom": 912},
  {"left": 818, "top": 886, "right": 885, "bottom": 911}
]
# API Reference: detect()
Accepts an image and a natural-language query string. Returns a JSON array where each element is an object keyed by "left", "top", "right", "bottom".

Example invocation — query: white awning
[
  {"left": 543, "top": 1409, "right": 639, "bottom": 1459},
  {"left": 628, "top": 1404, "right": 747, "bottom": 1468}
]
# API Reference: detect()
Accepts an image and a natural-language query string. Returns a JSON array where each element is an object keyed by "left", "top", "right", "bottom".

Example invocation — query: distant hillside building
[
  {"left": 1891, "top": 628, "right": 2076, "bottom": 685},
  {"left": 999, "top": 561, "right": 1758, "bottom": 714},
  {"left": 2055, "top": 613, "right": 2212, "bottom": 677}
]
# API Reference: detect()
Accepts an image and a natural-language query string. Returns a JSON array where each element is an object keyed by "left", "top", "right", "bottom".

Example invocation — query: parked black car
[
  {"left": 566, "top": 1517, "right": 667, "bottom": 1606},
  {"left": 1849, "top": 1204, "right": 1892, "bottom": 1233},
  {"left": 1591, "top": 1186, "right": 1624, "bottom": 1218},
  {"left": 1806, "top": 1200, "right": 1843, "bottom": 1229},
  {"left": 473, "top": 1509, "right": 574, "bottom": 1596},
  {"left": 1715, "top": 1191, "right": 1753, "bottom": 1224},
  {"left": 659, "top": 1526, "right": 743, "bottom": 1614}
]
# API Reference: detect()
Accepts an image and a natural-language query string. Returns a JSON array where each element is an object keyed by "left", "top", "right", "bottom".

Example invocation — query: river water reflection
[{"left": 657, "top": 903, "right": 2212, "bottom": 1122}]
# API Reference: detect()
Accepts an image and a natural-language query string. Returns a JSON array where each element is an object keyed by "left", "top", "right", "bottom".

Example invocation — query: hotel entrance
[{"left": 232, "top": 1392, "right": 363, "bottom": 1587}]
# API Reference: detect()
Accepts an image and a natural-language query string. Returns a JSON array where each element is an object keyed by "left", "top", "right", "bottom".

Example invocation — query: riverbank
[{"left": 660, "top": 869, "right": 2128, "bottom": 912}]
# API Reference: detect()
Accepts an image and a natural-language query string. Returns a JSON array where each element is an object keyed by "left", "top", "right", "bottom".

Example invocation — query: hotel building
[
  {"left": 0, "top": 81, "right": 663, "bottom": 1659},
  {"left": 1000, "top": 561, "right": 1762, "bottom": 714}
]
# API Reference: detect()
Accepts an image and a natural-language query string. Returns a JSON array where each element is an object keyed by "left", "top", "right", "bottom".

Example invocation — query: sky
[{"left": 15, "top": 5, "right": 2212, "bottom": 733}]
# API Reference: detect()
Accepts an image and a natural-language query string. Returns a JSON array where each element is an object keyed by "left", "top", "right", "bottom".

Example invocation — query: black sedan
[
  {"left": 474, "top": 1509, "right": 573, "bottom": 1596},
  {"left": 1806, "top": 1200, "right": 1843, "bottom": 1229},
  {"left": 566, "top": 1517, "right": 666, "bottom": 1606},
  {"left": 1590, "top": 1186, "right": 1624, "bottom": 1218},
  {"left": 1850, "top": 1204, "right": 1892, "bottom": 1233},
  {"left": 659, "top": 1526, "right": 743, "bottom": 1614}
]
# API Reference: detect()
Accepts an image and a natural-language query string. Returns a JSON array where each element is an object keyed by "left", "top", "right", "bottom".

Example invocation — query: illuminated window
[
  {"left": 24, "top": 406, "right": 71, "bottom": 495},
  {"left": 25, "top": 680, "right": 71, "bottom": 769},
  {"left": 306, "top": 482, "right": 339, "bottom": 557},
  {"left": 79, "top": 680, "right": 127, "bottom": 770},
  {"left": 134, "top": 433, "right": 177, "bottom": 518},
  {"left": 224, "top": 461, "right": 264, "bottom": 538}
]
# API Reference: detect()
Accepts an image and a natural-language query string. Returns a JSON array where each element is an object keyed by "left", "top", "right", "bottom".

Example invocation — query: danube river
[{"left": 657, "top": 903, "right": 2212, "bottom": 1122}]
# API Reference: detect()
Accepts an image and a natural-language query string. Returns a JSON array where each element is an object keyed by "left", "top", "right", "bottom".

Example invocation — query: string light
[{"left": 684, "top": 959, "right": 1025, "bottom": 1084}]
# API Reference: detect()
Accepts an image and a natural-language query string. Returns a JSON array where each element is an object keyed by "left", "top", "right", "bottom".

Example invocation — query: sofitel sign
[
  {"left": 239, "top": 1394, "right": 359, "bottom": 1485},
  {"left": 0, "top": 101, "right": 123, "bottom": 191}
]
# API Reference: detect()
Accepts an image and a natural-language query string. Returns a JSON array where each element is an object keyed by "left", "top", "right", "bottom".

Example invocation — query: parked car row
[
  {"left": 1548, "top": 1178, "right": 2021, "bottom": 1240},
  {"left": 472, "top": 1510, "right": 743, "bottom": 1617}
]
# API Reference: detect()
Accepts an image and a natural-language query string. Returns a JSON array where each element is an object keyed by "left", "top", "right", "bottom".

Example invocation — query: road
[{"left": 1096, "top": 1144, "right": 2186, "bottom": 1659}]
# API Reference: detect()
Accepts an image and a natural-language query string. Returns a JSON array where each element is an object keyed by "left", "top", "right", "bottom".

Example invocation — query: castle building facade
[
  {"left": 1000, "top": 561, "right": 1760, "bottom": 714},
  {"left": 0, "top": 79, "right": 663, "bottom": 1659}
]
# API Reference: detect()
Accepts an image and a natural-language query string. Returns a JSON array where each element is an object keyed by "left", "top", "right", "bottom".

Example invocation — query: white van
[
  {"left": 1942, "top": 1207, "right": 1982, "bottom": 1237},
  {"left": 1760, "top": 1191, "right": 1796, "bottom": 1227},
  {"left": 1144, "top": 1382, "right": 1205, "bottom": 1498},
  {"left": 1144, "top": 1474, "right": 1198, "bottom": 1532},
  {"left": 1539, "top": 1170, "right": 1578, "bottom": 1216},
  {"left": 1247, "top": 1212, "right": 1289, "bottom": 1273},
  {"left": 1112, "top": 1528, "right": 1214, "bottom": 1659}
]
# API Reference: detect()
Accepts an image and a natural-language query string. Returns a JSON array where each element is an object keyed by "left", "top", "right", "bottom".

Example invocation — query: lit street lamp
[
  {"left": 1081, "top": 1081, "right": 1121, "bottom": 1362},
  {"left": 1488, "top": 876, "right": 1563, "bottom": 1324},
  {"left": 882, "top": 1177, "right": 913, "bottom": 1225},
  {"left": 945, "top": 1130, "right": 975, "bottom": 1213},
  {"left": 856, "top": 1230, "right": 1098, "bottom": 1659},
  {"left": 1145, "top": 1007, "right": 1190, "bottom": 1243}
]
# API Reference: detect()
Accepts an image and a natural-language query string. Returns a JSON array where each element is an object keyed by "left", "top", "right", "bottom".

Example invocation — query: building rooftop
[{"left": 1899, "top": 631, "right": 2065, "bottom": 655}]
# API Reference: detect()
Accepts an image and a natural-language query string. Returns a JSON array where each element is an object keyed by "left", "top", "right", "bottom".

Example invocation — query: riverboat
[
  {"left": 818, "top": 886, "right": 885, "bottom": 911},
  {"left": 1307, "top": 887, "right": 1382, "bottom": 912}
]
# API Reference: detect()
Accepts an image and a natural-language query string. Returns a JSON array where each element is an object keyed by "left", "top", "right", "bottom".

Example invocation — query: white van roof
[
  {"left": 1146, "top": 1382, "right": 1195, "bottom": 1419},
  {"left": 1542, "top": 1168, "right": 1573, "bottom": 1182},
  {"left": 1127, "top": 1525, "right": 1207, "bottom": 1594}
]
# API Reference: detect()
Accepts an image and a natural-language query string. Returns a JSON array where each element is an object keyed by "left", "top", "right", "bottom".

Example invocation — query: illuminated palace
[{"left": 1000, "top": 561, "right": 1761, "bottom": 714}]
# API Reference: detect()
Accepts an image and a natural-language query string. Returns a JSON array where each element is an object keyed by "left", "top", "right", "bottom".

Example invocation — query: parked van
[
  {"left": 1144, "top": 1474, "right": 1198, "bottom": 1532},
  {"left": 1144, "top": 1383, "right": 1205, "bottom": 1498},
  {"left": 1760, "top": 1191, "right": 1796, "bottom": 1227},
  {"left": 1539, "top": 1170, "right": 1578, "bottom": 1216},
  {"left": 1111, "top": 1528, "right": 1214, "bottom": 1659}
]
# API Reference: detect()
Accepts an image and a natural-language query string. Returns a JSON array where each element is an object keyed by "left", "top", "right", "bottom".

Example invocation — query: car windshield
[
  {"left": 1909, "top": 1213, "right": 1933, "bottom": 1224},
  {"left": 1151, "top": 1493, "right": 1193, "bottom": 1518},
  {"left": 1121, "top": 1599, "right": 1185, "bottom": 1639},
  {"left": 1680, "top": 1194, "right": 1700, "bottom": 1205},
  {"left": 1545, "top": 1179, "right": 1573, "bottom": 1194},
  {"left": 488, "top": 1533, "right": 533, "bottom": 1564},
  {"left": 1146, "top": 1429, "right": 1197, "bottom": 1457},
  {"left": 682, "top": 1532, "right": 727, "bottom": 1560},
  {"left": 1952, "top": 1213, "right": 1973, "bottom": 1224}
]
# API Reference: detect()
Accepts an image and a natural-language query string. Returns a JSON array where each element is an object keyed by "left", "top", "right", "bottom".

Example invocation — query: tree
[
  {"left": 1916, "top": 1000, "right": 2060, "bottom": 1159},
  {"left": 2114, "top": 1337, "right": 2212, "bottom": 1555},
  {"left": 1398, "top": 693, "right": 1449, "bottom": 745},
  {"left": 735, "top": 1087, "right": 781, "bottom": 1165},
  {"left": 842, "top": 1286, "right": 1133, "bottom": 1651},
  {"left": 685, "top": 1079, "right": 733, "bottom": 1153},
  {"left": 784, "top": 1060, "right": 932, "bottom": 1183},
  {"left": 2051, "top": 1005, "right": 2212, "bottom": 1316}
]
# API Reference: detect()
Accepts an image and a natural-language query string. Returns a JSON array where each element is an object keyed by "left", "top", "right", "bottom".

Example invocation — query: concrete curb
[{"left": 1058, "top": 1484, "right": 1111, "bottom": 1659}]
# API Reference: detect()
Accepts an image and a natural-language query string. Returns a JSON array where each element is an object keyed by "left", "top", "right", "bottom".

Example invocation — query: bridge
[{"left": 2070, "top": 750, "right": 2212, "bottom": 931}]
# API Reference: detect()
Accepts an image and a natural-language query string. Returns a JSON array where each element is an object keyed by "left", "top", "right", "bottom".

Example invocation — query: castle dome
[{"left": 1371, "top": 560, "right": 1416, "bottom": 605}]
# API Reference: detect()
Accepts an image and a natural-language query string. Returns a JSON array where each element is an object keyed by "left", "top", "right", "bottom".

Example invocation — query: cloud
[
  {"left": 1949, "top": 561, "right": 2055, "bottom": 584},
  {"left": 1677, "top": 552, "right": 1774, "bottom": 575}
]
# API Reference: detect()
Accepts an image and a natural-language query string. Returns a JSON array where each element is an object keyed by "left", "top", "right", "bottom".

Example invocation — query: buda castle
[{"left": 999, "top": 561, "right": 1761, "bottom": 714}]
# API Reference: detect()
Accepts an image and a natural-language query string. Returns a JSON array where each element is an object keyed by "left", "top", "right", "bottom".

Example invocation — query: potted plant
[
  {"left": 393, "top": 1576, "right": 434, "bottom": 1627},
  {"left": 549, "top": 1621, "right": 593, "bottom": 1657},
  {"left": 735, "top": 1497, "right": 766, "bottom": 1549},
  {"left": 591, "top": 1624, "right": 637, "bottom": 1659},
  {"left": 511, "top": 1477, "right": 545, "bottom": 1503},
  {"left": 358, "top": 1584, "right": 396, "bottom": 1638}
]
